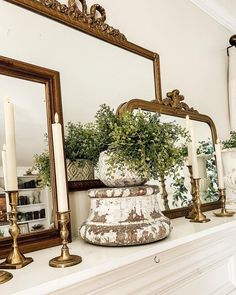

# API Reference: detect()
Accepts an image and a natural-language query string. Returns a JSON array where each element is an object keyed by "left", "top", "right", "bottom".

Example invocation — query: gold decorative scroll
[
  {"left": 33, "top": 0, "right": 127, "bottom": 41},
  {"left": 161, "top": 89, "right": 198, "bottom": 113}
]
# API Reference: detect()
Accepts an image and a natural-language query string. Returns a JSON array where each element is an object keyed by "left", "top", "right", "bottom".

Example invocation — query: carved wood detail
[
  {"left": 33, "top": 0, "right": 126, "bottom": 41},
  {"left": 161, "top": 89, "right": 198, "bottom": 113}
]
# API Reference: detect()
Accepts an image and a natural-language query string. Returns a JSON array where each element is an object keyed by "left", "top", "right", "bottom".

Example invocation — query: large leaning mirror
[
  {"left": 117, "top": 92, "right": 221, "bottom": 218},
  {"left": 0, "top": 56, "right": 66, "bottom": 258},
  {"left": 1, "top": 0, "right": 221, "bottom": 218},
  {"left": 1, "top": 0, "right": 161, "bottom": 191}
]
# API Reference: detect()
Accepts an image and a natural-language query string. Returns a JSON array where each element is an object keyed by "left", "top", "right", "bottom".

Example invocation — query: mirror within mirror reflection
[
  {"left": 147, "top": 114, "right": 218, "bottom": 211},
  {"left": 0, "top": 75, "right": 54, "bottom": 238}
]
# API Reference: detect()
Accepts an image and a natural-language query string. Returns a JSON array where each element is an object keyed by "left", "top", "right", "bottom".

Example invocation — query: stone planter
[
  {"left": 80, "top": 185, "right": 171, "bottom": 246},
  {"left": 98, "top": 151, "right": 146, "bottom": 187},
  {"left": 222, "top": 148, "right": 236, "bottom": 176},
  {"left": 66, "top": 159, "right": 94, "bottom": 181}
]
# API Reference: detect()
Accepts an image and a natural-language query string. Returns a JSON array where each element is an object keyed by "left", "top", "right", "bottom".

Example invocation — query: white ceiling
[{"left": 191, "top": 0, "right": 236, "bottom": 33}]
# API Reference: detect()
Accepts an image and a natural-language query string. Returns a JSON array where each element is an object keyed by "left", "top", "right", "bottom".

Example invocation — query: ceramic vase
[
  {"left": 66, "top": 159, "right": 94, "bottom": 181},
  {"left": 97, "top": 151, "right": 146, "bottom": 187}
]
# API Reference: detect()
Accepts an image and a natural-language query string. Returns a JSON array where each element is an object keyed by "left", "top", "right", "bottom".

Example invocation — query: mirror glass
[
  {"left": 0, "top": 75, "right": 53, "bottom": 238},
  {"left": 146, "top": 114, "right": 218, "bottom": 211},
  {"left": 0, "top": 1, "right": 155, "bottom": 186}
]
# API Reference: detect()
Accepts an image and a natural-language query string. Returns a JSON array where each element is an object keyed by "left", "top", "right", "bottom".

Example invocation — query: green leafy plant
[
  {"left": 64, "top": 122, "right": 100, "bottom": 165},
  {"left": 171, "top": 171, "right": 192, "bottom": 207},
  {"left": 222, "top": 131, "right": 236, "bottom": 149},
  {"left": 95, "top": 104, "right": 118, "bottom": 152},
  {"left": 33, "top": 150, "right": 50, "bottom": 188},
  {"left": 106, "top": 110, "right": 188, "bottom": 181},
  {"left": 197, "top": 139, "right": 218, "bottom": 202}
]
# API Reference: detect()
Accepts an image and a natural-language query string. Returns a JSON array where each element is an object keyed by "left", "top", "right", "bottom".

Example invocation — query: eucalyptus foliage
[{"left": 222, "top": 131, "right": 236, "bottom": 149}]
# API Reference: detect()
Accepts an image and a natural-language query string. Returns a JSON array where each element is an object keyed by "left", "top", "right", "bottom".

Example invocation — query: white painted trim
[{"left": 190, "top": 0, "right": 236, "bottom": 33}]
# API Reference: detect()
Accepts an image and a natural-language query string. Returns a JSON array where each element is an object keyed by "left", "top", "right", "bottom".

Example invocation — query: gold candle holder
[
  {"left": 214, "top": 188, "right": 235, "bottom": 217},
  {"left": 190, "top": 178, "right": 211, "bottom": 223},
  {"left": 185, "top": 165, "right": 197, "bottom": 219},
  {"left": 49, "top": 211, "right": 82, "bottom": 268},
  {"left": 0, "top": 191, "right": 33, "bottom": 269},
  {"left": 0, "top": 271, "right": 13, "bottom": 284}
]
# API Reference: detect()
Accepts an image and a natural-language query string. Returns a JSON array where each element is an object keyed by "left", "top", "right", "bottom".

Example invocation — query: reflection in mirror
[
  {"left": 0, "top": 1, "right": 156, "bottom": 190},
  {"left": 148, "top": 115, "right": 218, "bottom": 211},
  {"left": 0, "top": 75, "right": 53, "bottom": 238}
]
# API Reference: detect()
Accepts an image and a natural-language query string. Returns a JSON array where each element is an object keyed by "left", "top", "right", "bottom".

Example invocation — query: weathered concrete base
[{"left": 80, "top": 185, "right": 171, "bottom": 246}]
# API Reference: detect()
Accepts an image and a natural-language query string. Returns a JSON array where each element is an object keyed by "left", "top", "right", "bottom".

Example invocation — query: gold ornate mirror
[
  {"left": 0, "top": 55, "right": 67, "bottom": 258},
  {"left": 117, "top": 91, "right": 221, "bottom": 218},
  {"left": 2, "top": 0, "right": 162, "bottom": 191}
]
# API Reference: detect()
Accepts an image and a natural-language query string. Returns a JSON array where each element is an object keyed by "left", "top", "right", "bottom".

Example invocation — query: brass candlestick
[
  {"left": 190, "top": 178, "right": 211, "bottom": 223},
  {"left": 214, "top": 188, "right": 235, "bottom": 217},
  {"left": 0, "top": 191, "right": 33, "bottom": 269},
  {"left": 49, "top": 211, "right": 82, "bottom": 268},
  {"left": 185, "top": 165, "right": 197, "bottom": 219},
  {"left": 0, "top": 271, "right": 13, "bottom": 284}
]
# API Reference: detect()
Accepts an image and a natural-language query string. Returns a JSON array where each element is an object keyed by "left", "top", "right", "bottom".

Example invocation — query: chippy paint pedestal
[{"left": 80, "top": 185, "right": 171, "bottom": 246}]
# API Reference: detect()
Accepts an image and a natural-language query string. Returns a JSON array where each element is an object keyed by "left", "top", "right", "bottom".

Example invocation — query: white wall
[{"left": 0, "top": 0, "right": 232, "bottom": 237}]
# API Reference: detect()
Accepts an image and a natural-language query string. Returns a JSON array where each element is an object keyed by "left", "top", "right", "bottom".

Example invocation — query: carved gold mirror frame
[
  {"left": 4, "top": 0, "right": 163, "bottom": 192},
  {"left": 117, "top": 90, "right": 221, "bottom": 218},
  {"left": 0, "top": 55, "right": 68, "bottom": 258}
]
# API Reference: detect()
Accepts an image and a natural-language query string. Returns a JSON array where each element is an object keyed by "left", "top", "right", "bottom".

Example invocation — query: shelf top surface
[{"left": 1, "top": 211, "right": 236, "bottom": 295}]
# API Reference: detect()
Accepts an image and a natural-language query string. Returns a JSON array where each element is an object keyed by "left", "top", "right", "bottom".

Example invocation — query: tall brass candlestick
[
  {"left": 0, "top": 191, "right": 33, "bottom": 269},
  {"left": 185, "top": 165, "right": 197, "bottom": 219},
  {"left": 49, "top": 211, "right": 82, "bottom": 268},
  {"left": 214, "top": 188, "right": 235, "bottom": 217},
  {"left": 190, "top": 178, "right": 210, "bottom": 223}
]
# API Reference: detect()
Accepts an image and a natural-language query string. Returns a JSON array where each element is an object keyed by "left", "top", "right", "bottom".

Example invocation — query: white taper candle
[
  {"left": 2, "top": 144, "right": 10, "bottom": 212},
  {"left": 3, "top": 98, "right": 18, "bottom": 191},
  {"left": 215, "top": 139, "right": 225, "bottom": 189},
  {"left": 52, "top": 113, "right": 68, "bottom": 212}
]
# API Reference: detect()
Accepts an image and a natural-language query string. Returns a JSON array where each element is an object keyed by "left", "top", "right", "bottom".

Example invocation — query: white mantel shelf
[{"left": 2, "top": 211, "right": 236, "bottom": 295}]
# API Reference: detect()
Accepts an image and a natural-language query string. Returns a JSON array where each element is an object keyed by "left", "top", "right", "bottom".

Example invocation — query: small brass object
[
  {"left": 185, "top": 165, "right": 197, "bottom": 219},
  {"left": 214, "top": 188, "right": 235, "bottom": 217},
  {"left": 0, "top": 271, "right": 13, "bottom": 284},
  {"left": 0, "top": 191, "right": 33, "bottom": 269},
  {"left": 49, "top": 211, "right": 82, "bottom": 268},
  {"left": 190, "top": 178, "right": 210, "bottom": 223}
]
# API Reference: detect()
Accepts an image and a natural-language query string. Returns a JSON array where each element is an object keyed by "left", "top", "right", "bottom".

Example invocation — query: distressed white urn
[
  {"left": 80, "top": 185, "right": 171, "bottom": 246},
  {"left": 97, "top": 151, "right": 146, "bottom": 187}
]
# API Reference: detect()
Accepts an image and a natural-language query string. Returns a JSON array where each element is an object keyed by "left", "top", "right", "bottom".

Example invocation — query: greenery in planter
[
  {"left": 222, "top": 131, "right": 236, "bottom": 149},
  {"left": 65, "top": 122, "right": 100, "bottom": 165},
  {"left": 33, "top": 121, "right": 102, "bottom": 186},
  {"left": 105, "top": 109, "right": 188, "bottom": 181}
]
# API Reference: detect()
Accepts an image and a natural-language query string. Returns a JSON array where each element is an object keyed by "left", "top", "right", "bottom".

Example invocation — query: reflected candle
[
  {"left": 4, "top": 98, "right": 18, "bottom": 191},
  {"left": 215, "top": 139, "right": 225, "bottom": 189},
  {"left": 52, "top": 113, "right": 68, "bottom": 212}
]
